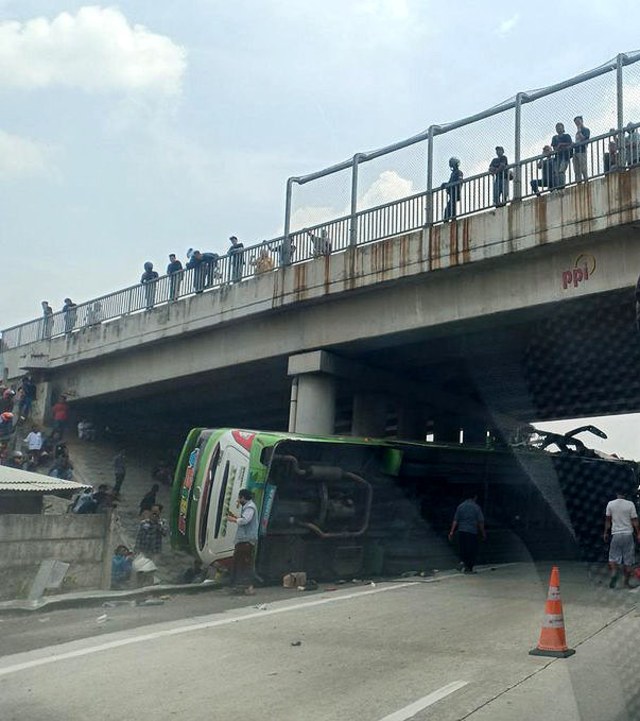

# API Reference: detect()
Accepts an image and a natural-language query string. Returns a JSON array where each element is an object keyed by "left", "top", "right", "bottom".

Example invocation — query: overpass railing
[{"left": 3, "top": 51, "right": 640, "bottom": 351}]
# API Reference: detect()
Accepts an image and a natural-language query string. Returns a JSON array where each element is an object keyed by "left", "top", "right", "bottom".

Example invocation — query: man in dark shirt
[
  {"left": 228, "top": 236, "right": 245, "bottom": 283},
  {"left": 449, "top": 493, "right": 487, "bottom": 573},
  {"left": 443, "top": 157, "right": 463, "bottom": 221},
  {"left": 62, "top": 298, "right": 77, "bottom": 334},
  {"left": 167, "top": 253, "right": 183, "bottom": 301},
  {"left": 551, "top": 122, "right": 573, "bottom": 189},
  {"left": 140, "top": 262, "right": 159, "bottom": 310},
  {"left": 573, "top": 116, "right": 591, "bottom": 183},
  {"left": 489, "top": 146, "right": 509, "bottom": 207}
]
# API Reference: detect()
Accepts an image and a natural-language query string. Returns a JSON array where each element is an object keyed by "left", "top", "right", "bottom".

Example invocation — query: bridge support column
[
  {"left": 397, "top": 405, "right": 426, "bottom": 441},
  {"left": 462, "top": 419, "right": 488, "bottom": 445},
  {"left": 288, "top": 351, "right": 337, "bottom": 435},
  {"left": 352, "top": 394, "right": 387, "bottom": 437},
  {"left": 432, "top": 413, "right": 461, "bottom": 444}
]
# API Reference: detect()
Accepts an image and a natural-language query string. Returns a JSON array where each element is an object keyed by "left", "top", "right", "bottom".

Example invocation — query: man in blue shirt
[
  {"left": 573, "top": 116, "right": 591, "bottom": 183},
  {"left": 227, "top": 488, "right": 259, "bottom": 594},
  {"left": 167, "top": 253, "right": 183, "bottom": 301},
  {"left": 551, "top": 122, "right": 573, "bottom": 189},
  {"left": 489, "top": 146, "right": 509, "bottom": 207},
  {"left": 449, "top": 493, "right": 486, "bottom": 573}
]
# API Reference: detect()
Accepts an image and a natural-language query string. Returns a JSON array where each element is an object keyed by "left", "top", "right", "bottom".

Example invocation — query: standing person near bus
[
  {"left": 604, "top": 489, "right": 640, "bottom": 589},
  {"left": 227, "top": 488, "right": 259, "bottom": 595},
  {"left": 448, "top": 491, "right": 486, "bottom": 574},
  {"left": 113, "top": 449, "right": 126, "bottom": 498}
]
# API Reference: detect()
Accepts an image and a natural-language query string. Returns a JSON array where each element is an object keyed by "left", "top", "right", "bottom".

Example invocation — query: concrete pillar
[
  {"left": 432, "top": 413, "right": 461, "bottom": 444},
  {"left": 396, "top": 405, "right": 426, "bottom": 441},
  {"left": 462, "top": 418, "right": 488, "bottom": 445},
  {"left": 352, "top": 394, "right": 387, "bottom": 437},
  {"left": 288, "top": 350, "right": 341, "bottom": 435},
  {"left": 289, "top": 374, "right": 336, "bottom": 435}
]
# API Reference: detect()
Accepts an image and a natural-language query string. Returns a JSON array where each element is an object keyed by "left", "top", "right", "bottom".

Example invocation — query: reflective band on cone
[{"left": 529, "top": 565, "right": 575, "bottom": 658}]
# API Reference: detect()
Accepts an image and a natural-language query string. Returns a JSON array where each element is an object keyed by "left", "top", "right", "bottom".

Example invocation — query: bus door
[{"left": 204, "top": 443, "right": 249, "bottom": 561}]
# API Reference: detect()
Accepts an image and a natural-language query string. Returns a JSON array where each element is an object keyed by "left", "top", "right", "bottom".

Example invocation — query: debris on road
[
  {"left": 135, "top": 598, "right": 165, "bottom": 607},
  {"left": 254, "top": 603, "right": 268, "bottom": 610},
  {"left": 290, "top": 640, "right": 302, "bottom": 647},
  {"left": 283, "top": 572, "right": 307, "bottom": 588},
  {"left": 96, "top": 614, "right": 109, "bottom": 624}
]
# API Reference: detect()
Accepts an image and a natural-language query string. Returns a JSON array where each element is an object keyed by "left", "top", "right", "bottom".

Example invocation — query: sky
[{"left": 1, "top": 1, "right": 639, "bottom": 456}]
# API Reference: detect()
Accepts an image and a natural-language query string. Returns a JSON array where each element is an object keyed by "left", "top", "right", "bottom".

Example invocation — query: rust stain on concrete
[
  {"left": 535, "top": 196, "right": 548, "bottom": 244},
  {"left": 429, "top": 226, "right": 441, "bottom": 271},
  {"left": 461, "top": 218, "right": 471, "bottom": 264},
  {"left": 399, "top": 235, "right": 409, "bottom": 274},
  {"left": 449, "top": 221, "right": 459, "bottom": 266},
  {"left": 293, "top": 263, "right": 307, "bottom": 301}
]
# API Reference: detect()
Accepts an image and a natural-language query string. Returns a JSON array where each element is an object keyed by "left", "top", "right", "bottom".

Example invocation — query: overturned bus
[{"left": 169, "top": 426, "right": 638, "bottom": 579}]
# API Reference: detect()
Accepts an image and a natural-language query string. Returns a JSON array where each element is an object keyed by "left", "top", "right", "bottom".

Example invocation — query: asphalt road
[{"left": 1, "top": 563, "right": 639, "bottom": 721}]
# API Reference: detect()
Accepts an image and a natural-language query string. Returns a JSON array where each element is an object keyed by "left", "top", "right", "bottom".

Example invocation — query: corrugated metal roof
[{"left": 0, "top": 464, "right": 90, "bottom": 494}]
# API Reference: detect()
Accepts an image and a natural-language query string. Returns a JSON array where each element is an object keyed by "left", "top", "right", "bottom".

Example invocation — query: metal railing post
[
  {"left": 349, "top": 154, "right": 361, "bottom": 246},
  {"left": 425, "top": 126, "right": 435, "bottom": 226},
  {"left": 617, "top": 53, "right": 625, "bottom": 166},
  {"left": 514, "top": 92, "right": 524, "bottom": 200},
  {"left": 283, "top": 177, "right": 294, "bottom": 265}
]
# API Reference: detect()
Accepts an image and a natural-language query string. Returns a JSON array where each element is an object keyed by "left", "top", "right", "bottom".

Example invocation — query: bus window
[
  {"left": 214, "top": 461, "right": 230, "bottom": 539},
  {"left": 197, "top": 444, "right": 220, "bottom": 551}
]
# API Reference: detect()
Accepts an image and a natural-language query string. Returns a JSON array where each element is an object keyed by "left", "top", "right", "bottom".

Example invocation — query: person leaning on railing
[
  {"left": 530, "top": 145, "right": 555, "bottom": 196},
  {"left": 251, "top": 247, "right": 275, "bottom": 275}
]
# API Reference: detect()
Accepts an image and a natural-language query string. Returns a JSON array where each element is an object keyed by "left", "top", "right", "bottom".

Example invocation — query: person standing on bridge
[
  {"left": 41, "top": 301, "right": 53, "bottom": 340},
  {"left": 551, "top": 122, "right": 573, "bottom": 189},
  {"left": 449, "top": 491, "right": 486, "bottom": 574},
  {"left": 489, "top": 146, "right": 509, "bottom": 207},
  {"left": 604, "top": 488, "right": 640, "bottom": 589},
  {"left": 572, "top": 116, "right": 590, "bottom": 183},
  {"left": 228, "top": 235, "right": 245, "bottom": 283},
  {"left": 140, "top": 261, "right": 159, "bottom": 310},
  {"left": 227, "top": 488, "right": 259, "bottom": 595},
  {"left": 62, "top": 298, "right": 77, "bottom": 335},
  {"left": 442, "top": 157, "right": 463, "bottom": 221},
  {"left": 167, "top": 253, "right": 183, "bottom": 301}
]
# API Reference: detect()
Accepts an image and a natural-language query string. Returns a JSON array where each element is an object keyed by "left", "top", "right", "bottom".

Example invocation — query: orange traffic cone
[{"left": 529, "top": 566, "right": 575, "bottom": 658}]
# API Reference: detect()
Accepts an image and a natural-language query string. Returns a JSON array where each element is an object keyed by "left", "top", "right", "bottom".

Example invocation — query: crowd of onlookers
[
  {"left": 0, "top": 380, "right": 176, "bottom": 588},
  {"left": 440, "top": 118, "right": 640, "bottom": 220},
  {"left": 19, "top": 118, "right": 640, "bottom": 339}
]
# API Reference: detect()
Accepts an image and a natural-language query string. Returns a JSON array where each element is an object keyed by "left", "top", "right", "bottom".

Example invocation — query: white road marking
[
  {"left": 377, "top": 681, "right": 469, "bottom": 721},
  {"left": 0, "top": 581, "right": 419, "bottom": 678}
]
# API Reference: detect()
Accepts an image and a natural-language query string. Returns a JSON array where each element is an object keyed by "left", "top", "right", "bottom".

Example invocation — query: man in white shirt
[{"left": 604, "top": 490, "right": 640, "bottom": 589}]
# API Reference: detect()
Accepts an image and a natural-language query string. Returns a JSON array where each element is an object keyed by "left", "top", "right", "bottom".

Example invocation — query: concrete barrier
[{"left": 0, "top": 512, "right": 112, "bottom": 600}]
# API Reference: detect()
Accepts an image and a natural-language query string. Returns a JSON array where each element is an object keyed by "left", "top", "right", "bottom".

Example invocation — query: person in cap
[
  {"left": 228, "top": 236, "right": 245, "bottom": 284},
  {"left": 442, "top": 157, "right": 463, "bottom": 221},
  {"left": 488, "top": 146, "right": 509, "bottom": 207}
]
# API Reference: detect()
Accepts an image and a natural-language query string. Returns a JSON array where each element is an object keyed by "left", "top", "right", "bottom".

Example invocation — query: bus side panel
[{"left": 170, "top": 428, "right": 203, "bottom": 551}]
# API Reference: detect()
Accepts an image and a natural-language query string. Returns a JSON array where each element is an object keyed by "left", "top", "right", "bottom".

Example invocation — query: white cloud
[
  {"left": 356, "top": 0, "right": 410, "bottom": 19},
  {"left": 0, "top": 6, "right": 186, "bottom": 94},
  {"left": 289, "top": 170, "right": 414, "bottom": 230},
  {"left": 358, "top": 170, "right": 414, "bottom": 209},
  {"left": 496, "top": 14, "right": 519, "bottom": 36},
  {"left": 0, "top": 129, "right": 55, "bottom": 179}
]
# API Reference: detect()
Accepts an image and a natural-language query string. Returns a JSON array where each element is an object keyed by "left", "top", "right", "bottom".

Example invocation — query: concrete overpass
[{"left": 3, "top": 168, "right": 640, "bottom": 443}]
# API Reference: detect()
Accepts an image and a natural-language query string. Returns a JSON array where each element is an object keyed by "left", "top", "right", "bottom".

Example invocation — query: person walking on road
[
  {"left": 604, "top": 488, "right": 640, "bottom": 589},
  {"left": 227, "top": 488, "right": 259, "bottom": 595},
  {"left": 449, "top": 492, "right": 486, "bottom": 573},
  {"left": 113, "top": 450, "right": 126, "bottom": 498}
]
